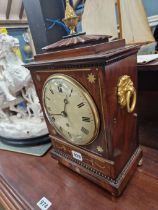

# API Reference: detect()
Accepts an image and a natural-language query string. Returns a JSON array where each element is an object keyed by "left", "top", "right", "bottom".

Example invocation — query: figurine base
[
  {"left": 0, "top": 117, "right": 48, "bottom": 140},
  {"left": 0, "top": 134, "right": 51, "bottom": 147}
]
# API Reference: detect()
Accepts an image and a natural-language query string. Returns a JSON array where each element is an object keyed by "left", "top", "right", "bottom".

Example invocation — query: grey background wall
[{"left": 143, "top": 0, "right": 158, "bottom": 16}]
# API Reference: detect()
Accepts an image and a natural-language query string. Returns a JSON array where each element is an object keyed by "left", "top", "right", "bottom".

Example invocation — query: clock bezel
[{"left": 42, "top": 73, "right": 100, "bottom": 146}]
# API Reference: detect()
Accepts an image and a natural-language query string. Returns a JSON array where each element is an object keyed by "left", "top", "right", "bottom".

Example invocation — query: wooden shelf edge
[{"left": 0, "top": 175, "right": 31, "bottom": 210}]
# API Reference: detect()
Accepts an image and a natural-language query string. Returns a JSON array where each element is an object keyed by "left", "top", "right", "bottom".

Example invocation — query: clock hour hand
[{"left": 63, "top": 95, "right": 69, "bottom": 112}]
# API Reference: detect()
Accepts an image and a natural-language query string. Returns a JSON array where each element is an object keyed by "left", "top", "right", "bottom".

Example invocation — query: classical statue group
[{"left": 0, "top": 33, "right": 48, "bottom": 139}]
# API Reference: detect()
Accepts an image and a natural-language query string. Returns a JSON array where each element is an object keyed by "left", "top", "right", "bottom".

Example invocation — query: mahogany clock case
[{"left": 26, "top": 37, "right": 142, "bottom": 196}]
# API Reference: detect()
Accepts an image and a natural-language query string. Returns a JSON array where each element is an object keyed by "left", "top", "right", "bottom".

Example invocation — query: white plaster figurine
[{"left": 0, "top": 33, "right": 48, "bottom": 139}]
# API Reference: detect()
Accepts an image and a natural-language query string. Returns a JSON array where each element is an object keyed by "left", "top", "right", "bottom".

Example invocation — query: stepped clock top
[{"left": 43, "top": 35, "right": 111, "bottom": 51}]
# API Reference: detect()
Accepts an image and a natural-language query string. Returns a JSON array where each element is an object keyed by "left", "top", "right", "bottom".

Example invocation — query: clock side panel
[
  {"left": 30, "top": 68, "right": 109, "bottom": 159},
  {"left": 104, "top": 53, "right": 139, "bottom": 175}
]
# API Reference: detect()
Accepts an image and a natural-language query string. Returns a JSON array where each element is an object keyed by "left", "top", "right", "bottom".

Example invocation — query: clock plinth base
[{"left": 51, "top": 147, "right": 142, "bottom": 196}]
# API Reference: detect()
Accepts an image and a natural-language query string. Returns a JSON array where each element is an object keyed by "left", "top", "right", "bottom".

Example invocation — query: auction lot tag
[
  {"left": 72, "top": 150, "right": 83, "bottom": 161},
  {"left": 37, "top": 197, "right": 52, "bottom": 210}
]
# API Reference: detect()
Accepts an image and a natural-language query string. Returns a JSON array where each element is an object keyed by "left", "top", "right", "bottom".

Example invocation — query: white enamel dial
[{"left": 42, "top": 74, "right": 100, "bottom": 145}]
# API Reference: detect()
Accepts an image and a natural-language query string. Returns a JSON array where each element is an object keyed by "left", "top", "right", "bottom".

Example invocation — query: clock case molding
[{"left": 26, "top": 35, "right": 142, "bottom": 196}]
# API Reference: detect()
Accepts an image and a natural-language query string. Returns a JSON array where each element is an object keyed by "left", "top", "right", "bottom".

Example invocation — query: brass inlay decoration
[
  {"left": 96, "top": 146, "right": 104, "bottom": 153},
  {"left": 138, "top": 158, "right": 143, "bottom": 166},
  {"left": 53, "top": 146, "right": 142, "bottom": 185},
  {"left": 117, "top": 75, "right": 136, "bottom": 113},
  {"left": 36, "top": 69, "right": 91, "bottom": 73},
  {"left": 55, "top": 143, "right": 67, "bottom": 152},
  {"left": 52, "top": 129, "right": 57, "bottom": 135},
  {"left": 98, "top": 76, "right": 106, "bottom": 131},
  {"left": 87, "top": 73, "right": 96, "bottom": 84},
  {"left": 75, "top": 167, "right": 80, "bottom": 173},
  {"left": 36, "top": 74, "right": 41, "bottom": 82},
  {"left": 62, "top": 0, "right": 79, "bottom": 34},
  {"left": 53, "top": 135, "right": 114, "bottom": 165}
]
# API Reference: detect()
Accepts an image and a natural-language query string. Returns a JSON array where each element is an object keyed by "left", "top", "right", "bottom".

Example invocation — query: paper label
[
  {"left": 72, "top": 150, "right": 83, "bottom": 161},
  {"left": 37, "top": 197, "right": 52, "bottom": 210}
]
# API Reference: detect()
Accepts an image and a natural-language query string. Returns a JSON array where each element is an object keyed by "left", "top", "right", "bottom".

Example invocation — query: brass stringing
[
  {"left": 96, "top": 146, "right": 104, "bottom": 153},
  {"left": 36, "top": 74, "right": 41, "bottom": 82}
]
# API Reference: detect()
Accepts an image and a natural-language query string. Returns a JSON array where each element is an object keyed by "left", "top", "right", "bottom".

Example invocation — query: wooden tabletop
[
  {"left": 0, "top": 146, "right": 158, "bottom": 210},
  {"left": 137, "top": 59, "right": 158, "bottom": 71}
]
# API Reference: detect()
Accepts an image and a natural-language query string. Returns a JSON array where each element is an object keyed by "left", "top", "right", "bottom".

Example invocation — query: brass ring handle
[
  {"left": 117, "top": 75, "right": 137, "bottom": 113},
  {"left": 126, "top": 89, "right": 136, "bottom": 113}
]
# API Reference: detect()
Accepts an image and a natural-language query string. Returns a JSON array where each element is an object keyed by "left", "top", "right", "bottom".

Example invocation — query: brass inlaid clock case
[{"left": 26, "top": 35, "right": 142, "bottom": 196}]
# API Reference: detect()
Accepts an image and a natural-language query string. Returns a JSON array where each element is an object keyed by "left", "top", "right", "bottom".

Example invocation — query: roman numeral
[
  {"left": 51, "top": 116, "right": 55, "bottom": 122},
  {"left": 49, "top": 88, "right": 54, "bottom": 94},
  {"left": 77, "top": 102, "right": 85, "bottom": 108},
  {"left": 46, "top": 96, "right": 50, "bottom": 100},
  {"left": 68, "top": 132, "right": 72, "bottom": 138},
  {"left": 81, "top": 127, "right": 89, "bottom": 135},
  {"left": 58, "top": 84, "right": 62, "bottom": 93},
  {"left": 59, "top": 126, "right": 63, "bottom": 131},
  {"left": 69, "top": 88, "right": 73, "bottom": 97},
  {"left": 82, "top": 117, "right": 90, "bottom": 122},
  {"left": 47, "top": 107, "right": 51, "bottom": 111}
]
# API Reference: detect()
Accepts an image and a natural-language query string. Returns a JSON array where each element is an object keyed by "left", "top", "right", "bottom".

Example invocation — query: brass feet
[{"left": 138, "top": 158, "right": 143, "bottom": 166}]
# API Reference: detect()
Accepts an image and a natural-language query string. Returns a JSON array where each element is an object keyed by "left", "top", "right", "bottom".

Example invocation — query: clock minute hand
[
  {"left": 50, "top": 113, "right": 62, "bottom": 116},
  {"left": 59, "top": 96, "right": 69, "bottom": 118},
  {"left": 50, "top": 96, "right": 69, "bottom": 117}
]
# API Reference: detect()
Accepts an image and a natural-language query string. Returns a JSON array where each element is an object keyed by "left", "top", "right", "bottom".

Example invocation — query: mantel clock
[{"left": 26, "top": 0, "right": 142, "bottom": 194}]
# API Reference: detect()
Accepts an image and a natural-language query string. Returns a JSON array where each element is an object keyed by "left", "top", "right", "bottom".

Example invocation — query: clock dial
[{"left": 42, "top": 74, "right": 100, "bottom": 145}]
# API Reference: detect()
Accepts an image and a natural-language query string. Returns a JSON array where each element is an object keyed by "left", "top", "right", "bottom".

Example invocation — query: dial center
[{"left": 61, "top": 111, "right": 67, "bottom": 117}]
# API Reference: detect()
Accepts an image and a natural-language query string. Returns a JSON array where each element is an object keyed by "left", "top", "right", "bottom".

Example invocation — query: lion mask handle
[{"left": 117, "top": 75, "right": 136, "bottom": 113}]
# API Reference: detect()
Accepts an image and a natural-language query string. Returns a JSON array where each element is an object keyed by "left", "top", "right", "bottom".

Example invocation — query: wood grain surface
[{"left": 0, "top": 146, "right": 157, "bottom": 210}]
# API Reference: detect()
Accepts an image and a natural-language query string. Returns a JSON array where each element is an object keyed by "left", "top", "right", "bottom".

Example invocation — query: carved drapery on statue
[{"left": 0, "top": 33, "right": 48, "bottom": 141}]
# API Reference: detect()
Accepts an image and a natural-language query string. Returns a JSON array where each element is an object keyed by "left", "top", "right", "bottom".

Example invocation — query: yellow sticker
[{"left": 0, "top": 28, "right": 8, "bottom": 34}]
